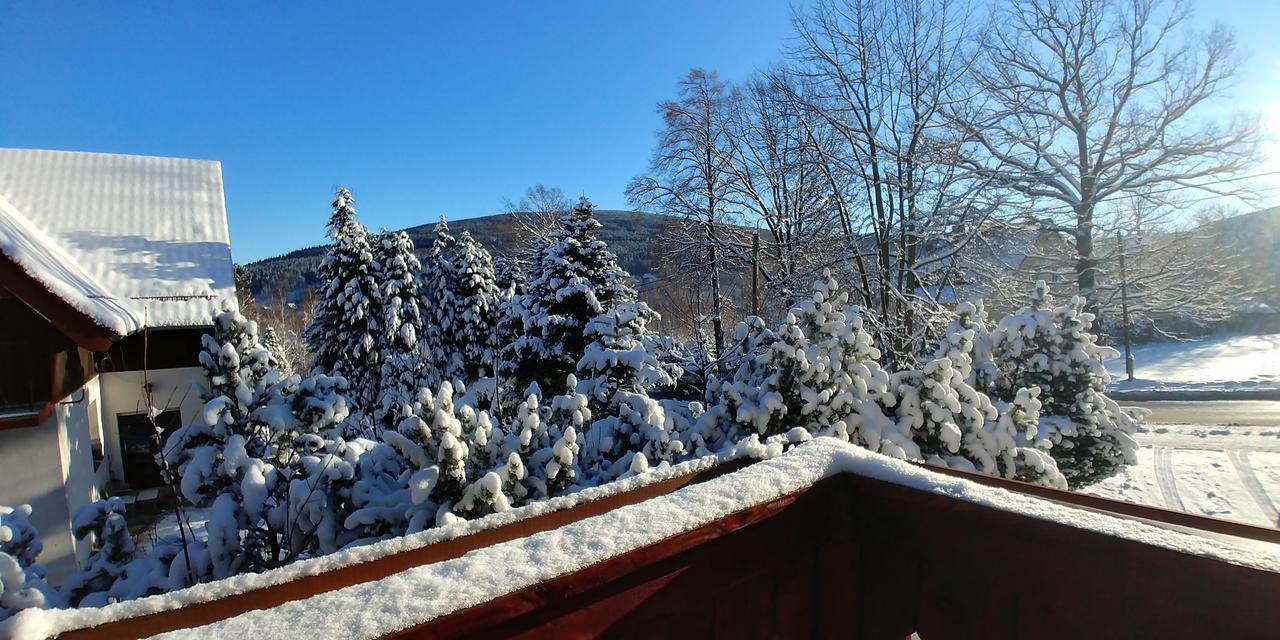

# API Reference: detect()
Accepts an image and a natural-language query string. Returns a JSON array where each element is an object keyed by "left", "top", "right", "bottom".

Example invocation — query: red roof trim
[{"left": 0, "top": 253, "right": 118, "bottom": 351}]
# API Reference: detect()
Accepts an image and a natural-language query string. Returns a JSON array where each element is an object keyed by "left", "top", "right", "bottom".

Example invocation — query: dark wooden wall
[{"left": 394, "top": 474, "right": 1280, "bottom": 640}]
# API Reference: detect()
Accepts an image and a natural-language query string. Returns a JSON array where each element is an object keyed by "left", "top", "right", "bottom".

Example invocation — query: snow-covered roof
[{"left": 0, "top": 148, "right": 234, "bottom": 334}]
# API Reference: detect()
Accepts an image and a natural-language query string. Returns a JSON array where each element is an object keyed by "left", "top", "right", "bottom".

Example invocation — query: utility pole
[
  {"left": 1118, "top": 231, "right": 1135, "bottom": 381},
  {"left": 751, "top": 227, "right": 760, "bottom": 317}
]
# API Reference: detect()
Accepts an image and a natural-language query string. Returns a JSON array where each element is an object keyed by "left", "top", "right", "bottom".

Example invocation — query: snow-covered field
[
  {"left": 1107, "top": 333, "right": 1280, "bottom": 395},
  {"left": 1086, "top": 423, "right": 1280, "bottom": 527}
]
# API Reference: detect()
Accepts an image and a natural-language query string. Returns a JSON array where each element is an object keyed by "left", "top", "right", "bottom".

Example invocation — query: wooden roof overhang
[{"left": 0, "top": 252, "right": 119, "bottom": 353}]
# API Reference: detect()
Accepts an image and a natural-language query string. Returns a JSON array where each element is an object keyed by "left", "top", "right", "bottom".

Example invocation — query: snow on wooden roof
[{"left": 0, "top": 148, "right": 235, "bottom": 334}]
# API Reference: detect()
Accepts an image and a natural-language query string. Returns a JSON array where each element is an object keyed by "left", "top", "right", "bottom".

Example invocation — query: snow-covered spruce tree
[
  {"left": 714, "top": 272, "right": 917, "bottom": 459},
  {"left": 989, "top": 281, "right": 1140, "bottom": 487},
  {"left": 720, "top": 311, "right": 809, "bottom": 441},
  {"left": 261, "top": 327, "right": 291, "bottom": 375},
  {"left": 890, "top": 356, "right": 1019, "bottom": 476},
  {"left": 508, "top": 197, "right": 637, "bottom": 398},
  {"left": 373, "top": 229, "right": 428, "bottom": 434},
  {"left": 440, "top": 230, "right": 502, "bottom": 382},
  {"left": 902, "top": 308, "right": 1068, "bottom": 487},
  {"left": 936, "top": 300, "right": 997, "bottom": 392},
  {"left": 576, "top": 302, "right": 683, "bottom": 477},
  {"left": 793, "top": 271, "right": 913, "bottom": 457},
  {"left": 304, "top": 188, "right": 380, "bottom": 427},
  {"left": 167, "top": 304, "right": 353, "bottom": 576},
  {"left": 994, "top": 387, "right": 1067, "bottom": 488},
  {"left": 60, "top": 498, "right": 135, "bottom": 607},
  {"left": 418, "top": 217, "right": 461, "bottom": 387},
  {"left": 1, "top": 504, "right": 57, "bottom": 620},
  {"left": 492, "top": 255, "right": 525, "bottom": 295}
]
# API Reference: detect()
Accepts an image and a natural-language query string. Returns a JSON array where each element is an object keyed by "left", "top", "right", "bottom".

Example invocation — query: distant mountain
[{"left": 243, "top": 210, "right": 685, "bottom": 302}]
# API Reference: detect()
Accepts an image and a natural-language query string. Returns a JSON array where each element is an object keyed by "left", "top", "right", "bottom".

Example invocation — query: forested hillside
[{"left": 243, "top": 210, "right": 681, "bottom": 302}]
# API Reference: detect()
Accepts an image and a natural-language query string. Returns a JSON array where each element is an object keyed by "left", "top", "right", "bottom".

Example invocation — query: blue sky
[{"left": 1, "top": 1, "right": 1276, "bottom": 262}]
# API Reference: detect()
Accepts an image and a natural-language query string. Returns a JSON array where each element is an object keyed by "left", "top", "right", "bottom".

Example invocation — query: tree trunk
[
  {"left": 1075, "top": 202, "right": 1101, "bottom": 330},
  {"left": 708, "top": 242, "right": 726, "bottom": 379}
]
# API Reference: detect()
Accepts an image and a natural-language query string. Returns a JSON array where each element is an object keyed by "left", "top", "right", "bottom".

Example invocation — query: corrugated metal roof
[{"left": 0, "top": 148, "right": 235, "bottom": 332}]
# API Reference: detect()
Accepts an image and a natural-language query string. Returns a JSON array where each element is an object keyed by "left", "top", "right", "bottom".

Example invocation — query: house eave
[{"left": 0, "top": 252, "right": 120, "bottom": 352}]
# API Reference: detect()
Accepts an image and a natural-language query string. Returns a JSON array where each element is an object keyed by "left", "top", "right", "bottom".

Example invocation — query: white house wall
[
  {"left": 0, "top": 376, "right": 104, "bottom": 584},
  {"left": 99, "top": 366, "right": 205, "bottom": 484}
]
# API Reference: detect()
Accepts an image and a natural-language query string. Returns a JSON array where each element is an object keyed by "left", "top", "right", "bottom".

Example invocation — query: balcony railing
[{"left": 45, "top": 446, "right": 1280, "bottom": 640}]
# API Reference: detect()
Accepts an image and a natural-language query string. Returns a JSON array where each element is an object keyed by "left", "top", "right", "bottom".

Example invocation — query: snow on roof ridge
[
  {"left": 6, "top": 439, "right": 1276, "bottom": 640},
  {"left": 0, "top": 147, "right": 235, "bottom": 330},
  {"left": 0, "top": 146, "right": 222, "bottom": 166},
  {"left": 0, "top": 192, "right": 142, "bottom": 335}
]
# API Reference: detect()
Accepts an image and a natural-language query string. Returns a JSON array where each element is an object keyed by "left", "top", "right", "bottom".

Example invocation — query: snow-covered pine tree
[
  {"left": 989, "top": 281, "right": 1140, "bottom": 487},
  {"left": 304, "top": 188, "right": 380, "bottom": 425},
  {"left": 714, "top": 316, "right": 781, "bottom": 444},
  {"left": 723, "top": 311, "right": 810, "bottom": 441},
  {"left": 419, "top": 217, "right": 461, "bottom": 387},
  {"left": 714, "top": 272, "right": 917, "bottom": 459},
  {"left": 373, "top": 229, "right": 427, "bottom": 434},
  {"left": 60, "top": 498, "right": 136, "bottom": 607},
  {"left": 890, "top": 357, "right": 1002, "bottom": 472},
  {"left": 576, "top": 302, "right": 683, "bottom": 475},
  {"left": 793, "top": 271, "right": 913, "bottom": 456},
  {"left": 441, "top": 230, "right": 502, "bottom": 382},
  {"left": 261, "top": 327, "right": 291, "bottom": 374},
  {"left": 0, "top": 504, "right": 57, "bottom": 620},
  {"left": 167, "top": 303, "right": 352, "bottom": 576},
  {"left": 492, "top": 255, "right": 524, "bottom": 295},
  {"left": 936, "top": 300, "right": 997, "bottom": 392},
  {"left": 509, "top": 197, "right": 637, "bottom": 397},
  {"left": 994, "top": 387, "right": 1067, "bottom": 488}
]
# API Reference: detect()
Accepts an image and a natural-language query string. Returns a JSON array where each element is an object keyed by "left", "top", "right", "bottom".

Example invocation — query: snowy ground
[
  {"left": 1107, "top": 333, "right": 1280, "bottom": 397},
  {"left": 1085, "top": 423, "right": 1280, "bottom": 528},
  {"left": 133, "top": 506, "right": 211, "bottom": 554}
]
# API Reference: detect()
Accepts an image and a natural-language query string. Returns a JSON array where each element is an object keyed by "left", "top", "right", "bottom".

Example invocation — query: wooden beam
[{"left": 0, "top": 254, "right": 117, "bottom": 351}]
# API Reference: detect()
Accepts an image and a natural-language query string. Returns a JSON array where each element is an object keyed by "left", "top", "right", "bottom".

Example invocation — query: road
[
  {"left": 1127, "top": 400, "right": 1280, "bottom": 427},
  {"left": 1084, "top": 399, "right": 1280, "bottom": 528}
]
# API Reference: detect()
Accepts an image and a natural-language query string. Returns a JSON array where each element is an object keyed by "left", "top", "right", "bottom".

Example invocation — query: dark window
[
  {"left": 0, "top": 339, "right": 51, "bottom": 412},
  {"left": 0, "top": 297, "right": 53, "bottom": 413},
  {"left": 118, "top": 410, "right": 182, "bottom": 489}
]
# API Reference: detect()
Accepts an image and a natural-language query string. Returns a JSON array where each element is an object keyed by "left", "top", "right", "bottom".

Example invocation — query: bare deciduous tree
[
  {"left": 785, "top": 0, "right": 1000, "bottom": 366},
  {"left": 953, "top": 0, "right": 1261, "bottom": 325},
  {"left": 501, "top": 183, "right": 572, "bottom": 268},
  {"left": 627, "top": 69, "right": 741, "bottom": 373},
  {"left": 722, "top": 69, "right": 842, "bottom": 311}
]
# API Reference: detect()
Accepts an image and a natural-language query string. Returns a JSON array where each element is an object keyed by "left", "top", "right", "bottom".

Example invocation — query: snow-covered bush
[
  {"left": 989, "top": 281, "right": 1140, "bottom": 487},
  {"left": 59, "top": 498, "right": 136, "bottom": 607},
  {"left": 1, "top": 504, "right": 57, "bottom": 620}
]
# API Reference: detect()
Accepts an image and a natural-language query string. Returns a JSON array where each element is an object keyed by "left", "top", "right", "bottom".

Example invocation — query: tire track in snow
[
  {"left": 1226, "top": 449, "right": 1279, "bottom": 526},
  {"left": 1154, "top": 446, "right": 1184, "bottom": 512}
]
